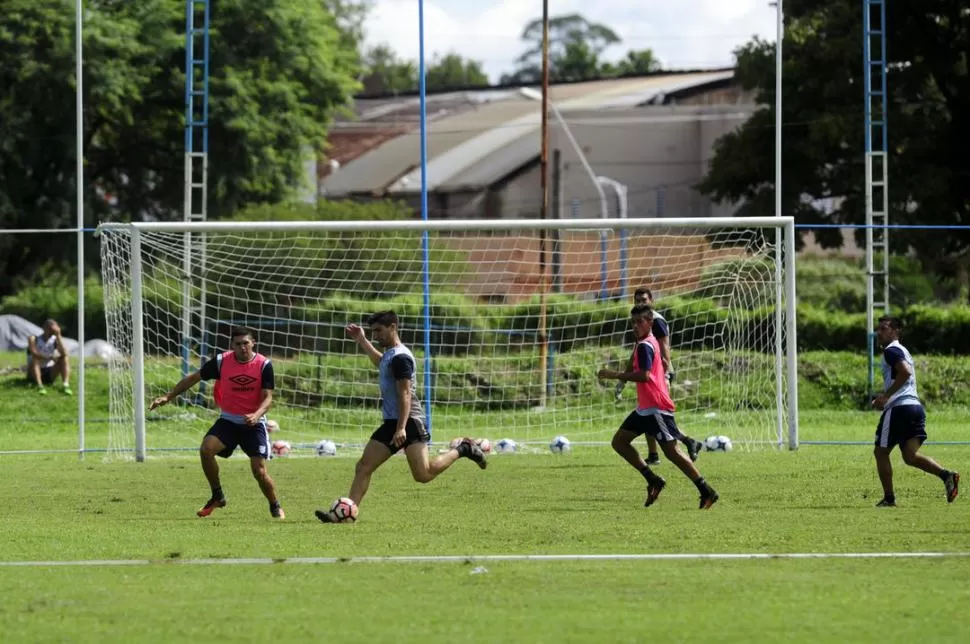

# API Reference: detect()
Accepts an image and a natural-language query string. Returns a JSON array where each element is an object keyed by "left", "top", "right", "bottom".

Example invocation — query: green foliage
[
  {"left": 0, "top": 273, "right": 105, "bottom": 338},
  {"left": 696, "top": 0, "right": 970, "bottom": 294},
  {"left": 797, "top": 255, "right": 946, "bottom": 311},
  {"left": 0, "top": 0, "right": 362, "bottom": 297},
  {"left": 360, "top": 46, "right": 489, "bottom": 93}
]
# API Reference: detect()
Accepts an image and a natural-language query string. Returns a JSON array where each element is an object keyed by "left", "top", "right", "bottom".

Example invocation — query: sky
[{"left": 364, "top": 0, "right": 779, "bottom": 82}]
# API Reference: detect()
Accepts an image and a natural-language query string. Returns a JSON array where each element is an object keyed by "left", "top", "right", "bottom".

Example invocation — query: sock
[
  {"left": 211, "top": 486, "right": 224, "bottom": 500},
  {"left": 883, "top": 493, "right": 896, "bottom": 503},
  {"left": 270, "top": 500, "right": 281, "bottom": 511},
  {"left": 639, "top": 465, "right": 658, "bottom": 483},
  {"left": 693, "top": 477, "right": 711, "bottom": 494},
  {"left": 455, "top": 441, "right": 470, "bottom": 457},
  {"left": 938, "top": 470, "right": 951, "bottom": 482},
  {"left": 647, "top": 452, "right": 659, "bottom": 459}
]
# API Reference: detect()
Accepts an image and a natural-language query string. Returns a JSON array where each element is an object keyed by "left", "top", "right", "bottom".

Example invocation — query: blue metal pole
[{"left": 418, "top": 0, "right": 434, "bottom": 437}]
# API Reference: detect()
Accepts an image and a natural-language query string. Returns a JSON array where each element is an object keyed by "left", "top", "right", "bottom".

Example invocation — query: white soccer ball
[
  {"left": 495, "top": 438, "right": 517, "bottom": 453},
  {"left": 266, "top": 419, "right": 280, "bottom": 433},
  {"left": 315, "top": 439, "right": 337, "bottom": 457},
  {"left": 704, "top": 435, "right": 733, "bottom": 452},
  {"left": 328, "top": 497, "right": 358, "bottom": 523},
  {"left": 549, "top": 435, "right": 571, "bottom": 454},
  {"left": 271, "top": 440, "right": 291, "bottom": 457}
]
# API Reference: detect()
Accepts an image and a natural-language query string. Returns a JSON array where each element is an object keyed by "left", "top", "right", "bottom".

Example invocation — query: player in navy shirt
[{"left": 872, "top": 316, "right": 958, "bottom": 506}]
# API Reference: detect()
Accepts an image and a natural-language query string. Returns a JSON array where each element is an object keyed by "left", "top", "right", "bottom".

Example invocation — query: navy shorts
[
  {"left": 620, "top": 411, "right": 685, "bottom": 443},
  {"left": 371, "top": 418, "right": 430, "bottom": 454},
  {"left": 874, "top": 404, "right": 927, "bottom": 449},
  {"left": 26, "top": 366, "right": 55, "bottom": 385},
  {"left": 206, "top": 417, "right": 270, "bottom": 459}
]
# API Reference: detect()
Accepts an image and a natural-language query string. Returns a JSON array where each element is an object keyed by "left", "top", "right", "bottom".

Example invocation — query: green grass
[{"left": 1, "top": 443, "right": 969, "bottom": 641}]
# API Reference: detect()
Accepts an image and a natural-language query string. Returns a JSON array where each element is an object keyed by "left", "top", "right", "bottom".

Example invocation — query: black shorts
[
  {"left": 620, "top": 411, "right": 685, "bottom": 443},
  {"left": 874, "top": 404, "right": 927, "bottom": 449},
  {"left": 205, "top": 417, "right": 270, "bottom": 459},
  {"left": 27, "top": 366, "right": 55, "bottom": 385},
  {"left": 371, "top": 418, "right": 430, "bottom": 454}
]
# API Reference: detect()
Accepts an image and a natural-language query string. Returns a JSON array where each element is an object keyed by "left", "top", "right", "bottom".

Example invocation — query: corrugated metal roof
[{"left": 322, "top": 71, "right": 736, "bottom": 197}]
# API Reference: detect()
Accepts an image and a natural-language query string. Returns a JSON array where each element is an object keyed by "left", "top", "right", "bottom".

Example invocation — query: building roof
[{"left": 321, "top": 70, "right": 736, "bottom": 198}]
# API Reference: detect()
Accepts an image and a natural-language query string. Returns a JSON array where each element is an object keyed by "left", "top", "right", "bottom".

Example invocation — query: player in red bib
[
  {"left": 599, "top": 304, "right": 719, "bottom": 509},
  {"left": 150, "top": 326, "right": 284, "bottom": 520}
]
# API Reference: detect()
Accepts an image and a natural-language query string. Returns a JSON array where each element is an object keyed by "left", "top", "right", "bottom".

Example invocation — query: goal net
[{"left": 98, "top": 217, "right": 797, "bottom": 460}]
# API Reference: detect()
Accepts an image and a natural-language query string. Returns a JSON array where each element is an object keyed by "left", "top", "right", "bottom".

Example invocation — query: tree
[
  {"left": 0, "top": 0, "right": 361, "bottom": 296},
  {"left": 507, "top": 13, "right": 621, "bottom": 83},
  {"left": 426, "top": 53, "right": 489, "bottom": 90},
  {"left": 615, "top": 49, "right": 662, "bottom": 76},
  {"left": 360, "top": 44, "right": 417, "bottom": 94},
  {"left": 696, "top": 0, "right": 970, "bottom": 299}
]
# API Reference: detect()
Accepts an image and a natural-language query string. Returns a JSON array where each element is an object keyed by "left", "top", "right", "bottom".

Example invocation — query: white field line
[{"left": 1, "top": 552, "right": 969, "bottom": 568}]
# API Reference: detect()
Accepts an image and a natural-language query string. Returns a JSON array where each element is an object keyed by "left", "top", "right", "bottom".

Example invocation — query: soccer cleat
[
  {"left": 698, "top": 490, "right": 719, "bottom": 510},
  {"left": 944, "top": 471, "right": 960, "bottom": 503},
  {"left": 271, "top": 505, "right": 285, "bottom": 520},
  {"left": 875, "top": 498, "right": 897, "bottom": 507},
  {"left": 314, "top": 509, "right": 334, "bottom": 523},
  {"left": 196, "top": 496, "right": 226, "bottom": 517},
  {"left": 458, "top": 438, "right": 488, "bottom": 470},
  {"left": 37, "top": 387, "right": 48, "bottom": 396},
  {"left": 61, "top": 385, "right": 73, "bottom": 396},
  {"left": 644, "top": 454, "right": 661, "bottom": 466},
  {"left": 686, "top": 439, "right": 704, "bottom": 463},
  {"left": 644, "top": 477, "right": 666, "bottom": 507}
]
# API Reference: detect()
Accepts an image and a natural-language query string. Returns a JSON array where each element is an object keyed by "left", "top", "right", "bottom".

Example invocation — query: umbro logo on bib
[{"left": 228, "top": 374, "right": 257, "bottom": 386}]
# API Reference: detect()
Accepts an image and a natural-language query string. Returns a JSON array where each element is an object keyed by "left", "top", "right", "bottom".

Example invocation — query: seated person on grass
[{"left": 26, "top": 319, "right": 72, "bottom": 395}]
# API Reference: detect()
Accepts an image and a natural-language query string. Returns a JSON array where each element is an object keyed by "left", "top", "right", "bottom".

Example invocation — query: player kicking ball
[
  {"left": 871, "top": 316, "right": 958, "bottom": 507},
  {"left": 599, "top": 304, "right": 718, "bottom": 509},
  {"left": 316, "top": 311, "right": 486, "bottom": 523}
]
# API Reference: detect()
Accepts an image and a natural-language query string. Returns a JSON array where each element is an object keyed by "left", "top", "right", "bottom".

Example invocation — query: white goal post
[{"left": 98, "top": 217, "right": 798, "bottom": 461}]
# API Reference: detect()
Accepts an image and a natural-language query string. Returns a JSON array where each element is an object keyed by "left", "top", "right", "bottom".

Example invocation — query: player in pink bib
[
  {"left": 599, "top": 304, "right": 719, "bottom": 509},
  {"left": 150, "top": 326, "right": 284, "bottom": 520}
]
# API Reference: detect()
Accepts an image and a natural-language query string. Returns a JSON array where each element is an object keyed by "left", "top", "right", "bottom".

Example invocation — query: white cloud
[{"left": 364, "top": 0, "right": 779, "bottom": 82}]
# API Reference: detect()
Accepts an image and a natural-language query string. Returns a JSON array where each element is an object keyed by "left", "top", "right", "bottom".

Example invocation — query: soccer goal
[{"left": 98, "top": 217, "right": 798, "bottom": 461}]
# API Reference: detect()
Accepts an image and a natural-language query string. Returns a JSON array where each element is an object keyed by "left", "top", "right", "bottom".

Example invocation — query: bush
[{"left": 0, "top": 273, "right": 105, "bottom": 339}]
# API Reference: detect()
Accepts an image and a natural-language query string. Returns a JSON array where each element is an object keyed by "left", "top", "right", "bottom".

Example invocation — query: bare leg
[
  {"left": 645, "top": 435, "right": 659, "bottom": 455},
  {"left": 613, "top": 429, "right": 648, "bottom": 471},
  {"left": 874, "top": 446, "right": 895, "bottom": 499},
  {"left": 28, "top": 362, "right": 43, "bottom": 388},
  {"left": 899, "top": 438, "right": 944, "bottom": 476},
  {"left": 348, "top": 440, "right": 394, "bottom": 506},
  {"left": 250, "top": 457, "right": 279, "bottom": 503},
  {"left": 200, "top": 434, "right": 225, "bottom": 494},
  {"left": 54, "top": 355, "right": 70, "bottom": 388},
  {"left": 659, "top": 440, "right": 701, "bottom": 480},
  {"left": 405, "top": 443, "right": 460, "bottom": 483}
]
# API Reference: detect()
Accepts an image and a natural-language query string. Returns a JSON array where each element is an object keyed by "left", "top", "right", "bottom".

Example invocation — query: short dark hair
[
  {"left": 631, "top": 303, "right": 654, "bottom": 318},
  {"left": 878, "top": 315, "right": 903, "bottom": 332},
  {"left": 230, "top": 326, "right": 257, "bottom": 342},
  {"left": 367, "top": 310, "right": 399, "bottom": 328},
  {"left": 633, "top": 287, "right": 653, "bottom": 301}
]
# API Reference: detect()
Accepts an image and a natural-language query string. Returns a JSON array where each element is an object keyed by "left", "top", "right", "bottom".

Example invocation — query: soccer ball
[
  {"left": 495, "top": 438, "right": 517, "bottom": 453},
  {"left": 549, "top": 435, "right": 571, "bottom": 454},
  {"left": 266, "top": 419, "right": 280, "bottom": 433},
  {"left": 271, "top": 440, "right": 291, "bottom": 457},
  {"left": 328, "top": 497, "right": 358, "bottom": 523},
  {"left": 315, "top": 439, "right": 337, "bottom": 457},
  {"left": 704, "top": 435, "right": 733, "bottom": 452}
]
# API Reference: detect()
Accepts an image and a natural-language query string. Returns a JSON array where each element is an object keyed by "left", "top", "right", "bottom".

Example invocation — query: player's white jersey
[
  {"left": 881, "top": 340, "right": 920, "bottom": 409},
  {"left": 27, "top": 334, "right": 58, "bottom": 368}
]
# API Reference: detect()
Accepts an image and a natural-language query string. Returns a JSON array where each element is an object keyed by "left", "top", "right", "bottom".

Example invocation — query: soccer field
[{"left": 1, "top": 431, "right": 968, "bottom": 642}]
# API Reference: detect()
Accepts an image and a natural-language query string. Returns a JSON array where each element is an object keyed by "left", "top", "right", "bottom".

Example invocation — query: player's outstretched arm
[
  {"left": 345, "top": 323, "right": 382, "bottom": 366},
  {"left": 149, "top": 371, "right": 202, "bottom": 410}
]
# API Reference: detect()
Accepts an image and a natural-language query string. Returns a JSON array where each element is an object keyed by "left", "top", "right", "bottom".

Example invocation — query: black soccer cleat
[
  {"left": 686, "top": 439, "right": 704, "bottom": 463},
  {"left": 457, "top": 438, "right": 488, "bottom": 470},
  {"left": 644, "top": 453, "right": 661, "bottom": 466},
  {"left": 197, "top": 496, "right": 227, "bottom": 518},
  {"left": 875, "top": 498, "right": 897, "bottom": 507},
  {"left": 644, "top": 477, "right": 666, "bottom": 507},
  {"left": 698, "top": 490, "right": 719, "bottom": 510},
  {"left": 314, "top": 509, "right": 334, "bottom": 523},
  {"left": 944, "top": 471, "right": 960, "bottom": 503}
]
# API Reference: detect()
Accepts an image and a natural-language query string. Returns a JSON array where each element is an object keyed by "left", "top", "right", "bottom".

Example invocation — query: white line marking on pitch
[{"left": 1, "top": 552, "right": 969, "bottom": 567}]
